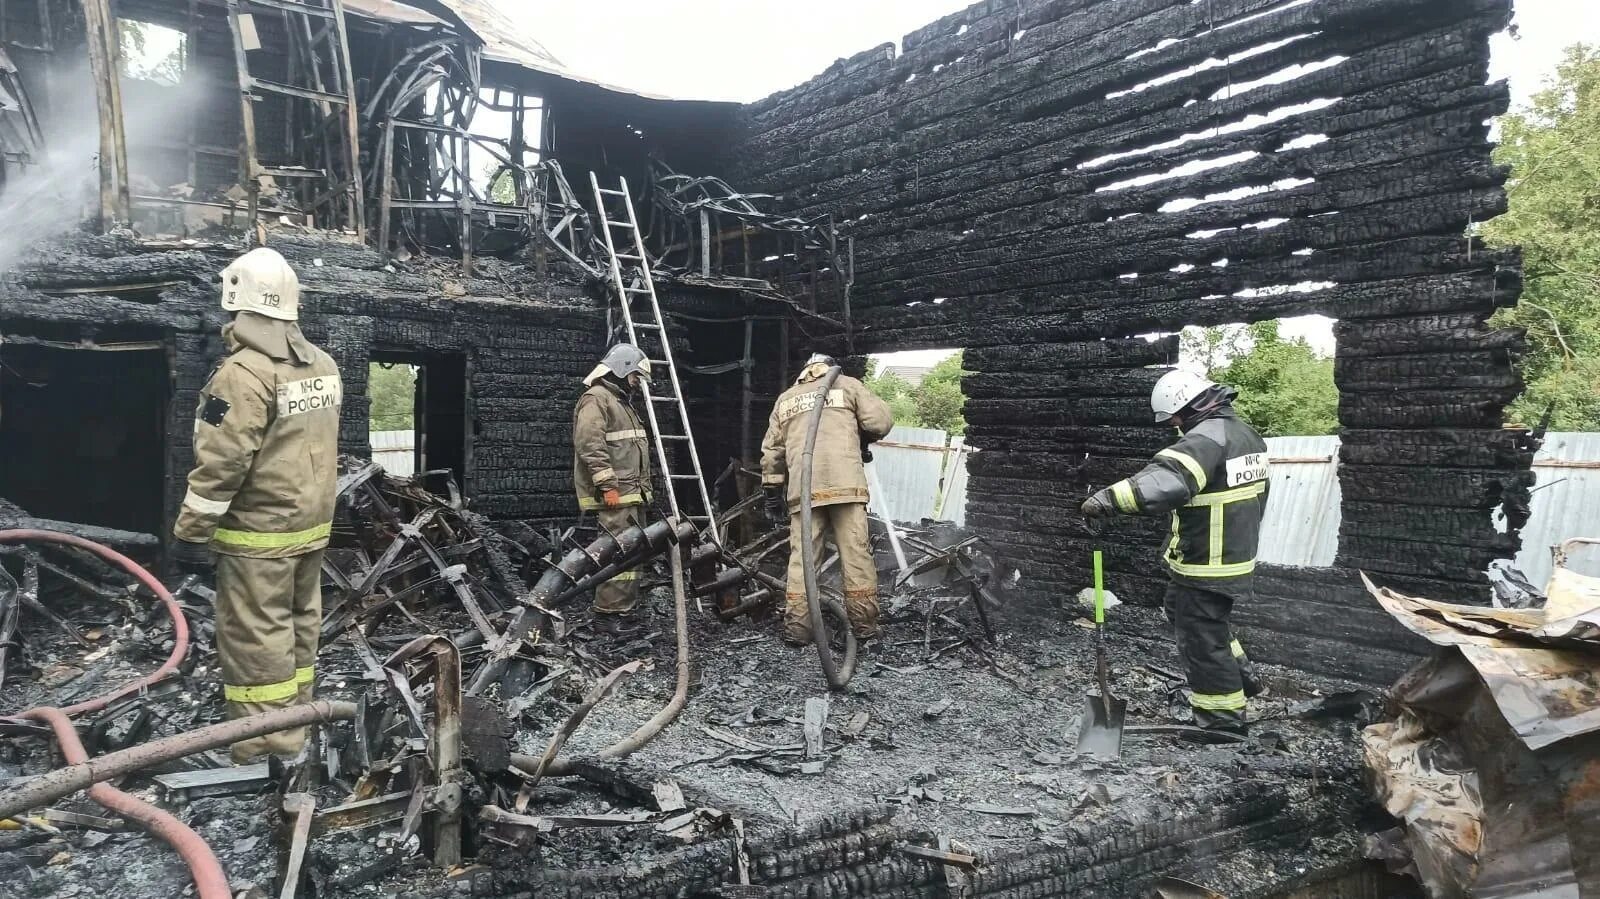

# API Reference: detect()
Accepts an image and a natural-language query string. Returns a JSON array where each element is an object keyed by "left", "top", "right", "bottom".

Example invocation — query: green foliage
[
  {"left": 864, "top": 351, "right": 969, "bottom": 435},
  {"left": 1201, "top": 321, "right": 1339, "bottom": 437},
  {"left": 915, "top": 352, "right": 967, "bottom": 435},
  {"left": 866, "top": 370, "right": 922, "bottom": 427},
  {"left": 1482, "top": 44, "right": 1600, "bottom": 429},
  {"left": 369, "top": 363, "right": 416, "bottom": 431}
]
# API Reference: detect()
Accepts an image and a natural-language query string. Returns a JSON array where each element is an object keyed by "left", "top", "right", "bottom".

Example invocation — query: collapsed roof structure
[{"left": 0, "top": 0, "right": 1569, "bottom": 897}]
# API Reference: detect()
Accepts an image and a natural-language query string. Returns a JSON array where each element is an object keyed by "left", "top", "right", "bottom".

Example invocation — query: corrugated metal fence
[
  {"left": 371, "top": 430, "right": 416, "bottom": 477},
  {"left": 1512, "top": 432, "right": 1600, "bottom": 588},
  {"left": 1258, "top": 435, "right": 1341, "bottom": 568},
  {"left": 1237, "top": 432, "right": 1600, "bottom": 583},
  {"left": 868, "top": 426, "right": 971, "bottom": 526}
]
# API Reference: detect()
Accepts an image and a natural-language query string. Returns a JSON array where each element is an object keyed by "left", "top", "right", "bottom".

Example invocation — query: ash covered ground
[{"left": 0, "top": 532, "right": 1392, "bottom": 899}]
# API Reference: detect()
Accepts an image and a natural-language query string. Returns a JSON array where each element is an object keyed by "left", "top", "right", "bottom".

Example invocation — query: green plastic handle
[{"left": 1093, "top": 550, "right": 1105, "bottom": 625}]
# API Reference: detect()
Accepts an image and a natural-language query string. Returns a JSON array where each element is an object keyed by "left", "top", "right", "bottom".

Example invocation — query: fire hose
[
  {"left": 511, "top": 537, "right": 693, "bottom": 778},
  {"left": 0, "top": 529, "right": 338, "bottom": 899},
  {"left": 0, "top": 529, "right": 188, "bottom": 716},
  {"left": 798, "top": 366, "right": 859, "bottom": 690}
]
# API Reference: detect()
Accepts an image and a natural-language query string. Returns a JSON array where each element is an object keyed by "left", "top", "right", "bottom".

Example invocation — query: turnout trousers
[
  {"left": 784, "top": 502, "right": 879, "bottom": 642},
  {"left": 593, "top": 506, "right": 645, "bottom": 615},
  {"left": 215, "top": 550, "right": 323, "bottom": 763},
  {"left": 1163, "top": 581, "right": 1260, "bottom": 732}
]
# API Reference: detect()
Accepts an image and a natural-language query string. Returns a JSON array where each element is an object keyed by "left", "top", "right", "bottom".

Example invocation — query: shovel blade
[{"left": 1075, "top": 691, "right": 1127, "bottom": 758}]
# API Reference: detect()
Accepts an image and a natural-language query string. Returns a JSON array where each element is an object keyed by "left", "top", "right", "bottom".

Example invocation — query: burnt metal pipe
[
  {"left": 0, "top": 529, "right": 189, "bottom": 716},
  {"left": 0, "top": 701, "right": 358, "bottom": 821},
  {"left": 549, "top": 520, "right": 694, "bottom": 606},
  {"left": 798, "top": 367, "right": 858, "bottom": 690},
  {"left": 468, "top": 519, "right": 694, "bottom": 695}
]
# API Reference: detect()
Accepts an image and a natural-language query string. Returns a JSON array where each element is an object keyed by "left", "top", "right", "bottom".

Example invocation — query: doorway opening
[
  {"left": 368, "top": 351, "right": 468, "bottom": 489},
  {"left": 0, "top": 335, "right": 168, "bottom": 534}
]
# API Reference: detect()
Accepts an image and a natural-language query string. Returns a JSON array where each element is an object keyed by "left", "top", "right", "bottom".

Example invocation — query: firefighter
[
  {"left": 761, "top": 354, "right": 894, "bottom": 644},
  {"left": 573, "top": 344, "right": 654, "bottom": 622},
  {"left": 171, "top": 247, "right": 342, "bottom": 763},
  {"left": 1081, "top": 370, "right": 1268, "bottom": 741}
]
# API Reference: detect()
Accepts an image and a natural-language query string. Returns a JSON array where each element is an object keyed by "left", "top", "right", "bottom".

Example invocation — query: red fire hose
[
  {"left": 20, "top": 706, "right": 230, "bottom": 899},
  {"left": 0, "top": 529, "right": 223, "bottom": 899},
  {"left": 0, "top": 529, "right": 189, "bottom": 716}
]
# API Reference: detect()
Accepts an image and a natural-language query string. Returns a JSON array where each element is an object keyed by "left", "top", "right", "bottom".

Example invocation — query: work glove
[
  {"left": 602, "top": 488, "right": 623, "bottom": 509},
  {"left": 170, "top": 539, "right": 215, "bottom": 574},
  {"left": 859, "top": 433, "right": 875, "bottom": 464},
  {"left": 1081, "top": 489, "right": 1117, "bottom": 519},
  {"left": 764, "top": 486, "right": 787, "bottom": 525}
]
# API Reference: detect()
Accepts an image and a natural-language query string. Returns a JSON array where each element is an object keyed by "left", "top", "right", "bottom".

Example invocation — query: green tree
[
  {"left": 866, "top": 369, "right": 921, "bottom": 427},
  {"left": 1205, "top": 321, "right": 1339, "bottom": 437},
  {"left": 369, "top": 363, "right": 416, "bottom": 431},
  {"left": 914, "top": 352, "right": 967, "bottom": 435},
  {"left": 1483, "top": 44, "right": 1600, "bottom": 429}
]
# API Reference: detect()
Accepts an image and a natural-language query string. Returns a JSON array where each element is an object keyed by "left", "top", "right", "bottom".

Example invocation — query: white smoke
[{"left": 0, "top": 42, "right": 203, "bottom": 274}]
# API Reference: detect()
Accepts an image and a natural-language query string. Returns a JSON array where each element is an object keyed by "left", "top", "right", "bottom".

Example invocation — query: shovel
[{"left": 1075, "top": 550, "right": 1126, "bottom": 758}]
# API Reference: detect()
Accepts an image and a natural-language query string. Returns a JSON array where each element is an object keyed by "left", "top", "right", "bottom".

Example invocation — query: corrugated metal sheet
[
  {"left": 1256, "top": 435, "right": 1341, "bottom": 567},
  {"left": 870, "top": 426, "right": 949, "bottom": 523},
  {"left": 1512, "top": 432, "right": 1600, "bottom": 588},
  {"left": 370, "top": 430, "right": 416, "bottom": 477}
]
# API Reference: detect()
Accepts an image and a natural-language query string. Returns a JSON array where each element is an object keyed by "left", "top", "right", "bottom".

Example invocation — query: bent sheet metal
[{"left": 1360, "top": 568, "right": 1600, "bottom": 898}]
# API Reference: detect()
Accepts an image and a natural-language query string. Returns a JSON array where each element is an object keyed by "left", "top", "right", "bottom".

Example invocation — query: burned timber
[{"left": 0, "top": 0, "right": 1572, "bottom": 897}]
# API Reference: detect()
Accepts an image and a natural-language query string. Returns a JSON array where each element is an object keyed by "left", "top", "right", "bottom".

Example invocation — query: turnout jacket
[
  {"left": 174, "top": 316, "right": 342, "bottom": 559},
  {"left": 1106, "top": 407, "right": 1269, "bottom": 597},
  {"left": 761, "top": 370, "right": 894, "bottom": 512},
  {"left": 572, "top": 379, "right": 652, "bottom": 510}
]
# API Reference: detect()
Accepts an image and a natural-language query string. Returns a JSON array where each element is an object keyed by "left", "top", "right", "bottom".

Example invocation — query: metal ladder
[{"left": 589, "top": 173, "right": 720, "bottom": 544}]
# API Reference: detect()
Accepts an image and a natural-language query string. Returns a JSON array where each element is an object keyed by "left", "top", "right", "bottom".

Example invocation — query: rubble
[
  {"left": 0, "top": 0, "right": 1546, "bottom": 895},
  {"left": 1360, "top": 545, "right": 1600, "bottom": 897}
]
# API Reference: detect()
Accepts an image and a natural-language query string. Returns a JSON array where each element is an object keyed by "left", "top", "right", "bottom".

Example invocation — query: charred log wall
[
  {"left": 0, "top": 233, "right": 603, "bottom": 538},
  {"left": 723, "top": 0, "right": 1526, "bottom": 682}
]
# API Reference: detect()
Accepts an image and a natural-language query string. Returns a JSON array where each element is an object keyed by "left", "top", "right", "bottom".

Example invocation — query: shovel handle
[{"left": 1092, "top": 550, "right": 1105, "bottom": 625}]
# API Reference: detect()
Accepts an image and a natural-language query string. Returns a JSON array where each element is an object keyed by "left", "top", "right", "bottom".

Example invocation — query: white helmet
[
  {"left": 1151, "top": 369, "right": 1217, "bottom": 422},
  {"left": 221, "top": 247, "right": 300, "bottom": 321}
]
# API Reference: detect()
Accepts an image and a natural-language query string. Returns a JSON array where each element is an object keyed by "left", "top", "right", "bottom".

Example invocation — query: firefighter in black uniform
[{"left": 1081, "top": 370, "right": 1268, "bottom": 741}]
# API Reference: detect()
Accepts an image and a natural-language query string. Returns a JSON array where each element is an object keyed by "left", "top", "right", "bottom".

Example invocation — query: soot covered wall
[{"left": 725, "top": 0, "right": 1529, "bottom": 683}]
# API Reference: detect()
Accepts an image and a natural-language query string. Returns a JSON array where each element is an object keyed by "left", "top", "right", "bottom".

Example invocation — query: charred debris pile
[{"left": 0, "top": 468, "right": 1410, "bottom": 899}]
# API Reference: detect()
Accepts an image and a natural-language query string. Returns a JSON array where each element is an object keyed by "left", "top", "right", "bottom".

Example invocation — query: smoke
[{"left": 0, "top": 46, "right": 203, "bottom": 274}]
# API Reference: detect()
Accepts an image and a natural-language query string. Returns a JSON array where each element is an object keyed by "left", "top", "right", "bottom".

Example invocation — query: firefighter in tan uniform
[
  {"left": 761, "top": 354, "right": 894, "bottom": 644},
  {"left": 573, "top": 345, "right": 654, "bottom": 619},
  {"left": 171, "top": 248, "right": 341, "bottom": 763}
]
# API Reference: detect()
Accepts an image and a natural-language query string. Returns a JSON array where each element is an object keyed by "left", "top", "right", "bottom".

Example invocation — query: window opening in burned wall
[{"left": 368, "top": 352, "right": 470, "bottom": 492}]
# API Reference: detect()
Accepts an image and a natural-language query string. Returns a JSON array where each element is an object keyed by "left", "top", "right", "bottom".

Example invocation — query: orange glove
[{"left": 602, "top": 488, "right": 623, "bottom": 508}]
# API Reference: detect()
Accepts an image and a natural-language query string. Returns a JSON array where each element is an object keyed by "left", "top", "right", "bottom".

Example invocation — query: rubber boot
[{"left": 1182, "top": 708, "right": 1249, "bottom": 744}]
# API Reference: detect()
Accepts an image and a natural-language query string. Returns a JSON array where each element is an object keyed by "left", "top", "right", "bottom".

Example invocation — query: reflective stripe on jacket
[
  {"left": 572, "top": 380, "right": 652, "bottom": 509},
  {"left": 1106, "top": 407, "right": 1269, "bottom": 594},
  {"left": 760, "top": 372, "right": 894, "bottom": 512},
  {"left": 174, "top": 322, "right": 341, "bottom": 559}
]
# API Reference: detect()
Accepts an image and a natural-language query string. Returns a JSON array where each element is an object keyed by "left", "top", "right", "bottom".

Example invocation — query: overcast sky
[{"left": 507, "top": 0, "right": 1600, "bottom": 365}]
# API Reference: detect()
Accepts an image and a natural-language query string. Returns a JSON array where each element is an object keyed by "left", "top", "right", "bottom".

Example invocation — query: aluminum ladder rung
[
  {"left": 608, "top": 221, "right": 637, "bottom": 230},
  {"left": 616, "top": 253, "right": 643, "bottom": 261},
  {"left": 660, "top": 435, "right": 691, "bottom": 441},
  {"left": 596, "top": 187, "right": 625, "bottom": 197},
  {"left": 633, "top": 322, "right": 661, "bottom": 329}
]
